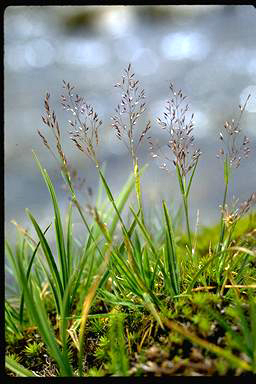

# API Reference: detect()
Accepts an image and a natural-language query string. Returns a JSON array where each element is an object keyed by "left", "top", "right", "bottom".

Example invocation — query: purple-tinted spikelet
[
  {"left": 111, "top": 64, "right": 151, "bottom": 163},
  {"left": 217, "top": 95, "right": 251, "bottom": 168},
  {"left": 150, "top": 83, "right": 201, "bottom": 176},
  {"left": 61, "top": 80, "right": 102, "bottom": 166}
]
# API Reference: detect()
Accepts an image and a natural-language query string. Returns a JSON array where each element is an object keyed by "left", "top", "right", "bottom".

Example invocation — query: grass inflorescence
[{"left": 5, "top": 64, "right": 256, "bottom": 377}]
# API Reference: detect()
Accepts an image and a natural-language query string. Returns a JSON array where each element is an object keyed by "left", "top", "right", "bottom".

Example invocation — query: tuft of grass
[{"left": 5, "top": 64, "right": 256, "bottom": 377}]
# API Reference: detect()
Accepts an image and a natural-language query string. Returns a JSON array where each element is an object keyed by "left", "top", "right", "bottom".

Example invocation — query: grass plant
[{"left": 5, "top": 64, "right": 256, "bottom": 377}]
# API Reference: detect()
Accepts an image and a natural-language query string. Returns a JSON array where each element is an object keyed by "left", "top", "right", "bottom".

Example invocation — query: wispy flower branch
[
  {"left": 150, "top": 83, "right": 201, "bottom": 256},
  {"left": 112, "top": 64, "right": 151, "bottom": 225},
  {"left": 61, "top": 80, "right": 102, "bottom": 167},
  {"left": 222, "top": 192, "right": 256, "bottom": 228},
  {"left": 38, "top": 92, "right": 75, "bottom": 194},
  {"left": 150, "top": 83, "right": 201, "bottom": 176},
  {"left": 216, "top": 94, "right": 252, "bottom": 272},
  {"left": 217, "top": 94, "right": 251, "bottom": 169},
  {"left": 111, "top": 63, "right": 151, "bottom": 165}
]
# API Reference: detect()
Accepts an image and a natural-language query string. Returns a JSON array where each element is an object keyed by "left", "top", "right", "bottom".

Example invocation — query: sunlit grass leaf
[
  {"left": 32, "top": 150, "right": 68, "bottom": 289},
  {"left": 26, "top": 209, "right": 63, "bottom": 310},
  {"left": 15, "top": 247, "right": 73, "bottom": 376},
  {"left": 5, "top": 356, "right": 39, "bottom": 377},
  {"left": 19, "top": 224, "right": 51, "bottom": 325},
  {"left": 162, "top": 200, "right": 180, "bottom": 296},
  {"left": 5, "top": 301, "right": 22, "bottom": 335}
]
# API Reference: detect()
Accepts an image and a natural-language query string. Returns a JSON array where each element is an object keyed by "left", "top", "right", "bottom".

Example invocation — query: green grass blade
[
  {"left": 32, "top": 150, "right": 68, "bottom": 288},
  {"left": 164, "top": 239, "right": 177, "bottom": 296},
  {"left": 185, "top": 157, "right": 199, "bottom": 199},
  {"left": 66, "top": 202, "right": 73, "bottom": 279},
  {"left": 111, "top": 251, "right": 143, "bottom": 296},
  {"left": 130, "top": 206, "right": 162, "bottom": 294},
  {"left": 16, "top": 252, "right": 73, "bottom": 376},
  {"left": 96, "top": 162, "right": 106, "bottom": 208},
  {"left": 26, "top": 209, "right": 63, "bottom": 302},
  {"left": 99, "top": 166, "right": 147, "bottom": 239},
  {"left": 5, "top": 240, "right": 19, "bottom": 284},
  {"left": 176, "top": 164, "right": 185, "bottom": 196},
  {"left": 248, "top": 290, "right": 256, "bottom": 370},
  {"left": 99, "top": 169, "right": 129, "bottom": 238},
  {"left": 97, "top": 289, "right": 143, "bottom": 309},
  {"left": 60, "top": 252, "right": 94, "bottom": 358},
  {"left": 118, "top": 210, "right": 140, "bottom": 255},
  {"left": 134, "top": 159, "right": 145, "bottom": 225},
  {"left": 109, "top": 171, "right": 137, "bottom": 236},
  {"left": 224, "top": 156, "right": 230, "bottom": 185},
  {"left": 70, "top": 244, "right": 94, "bottom": 305},
  {"left": 71, "top": 197, "right": 104, "bottom": 262},
  {"left": 142, "top": 246, "right": 151, "bottom": 286},
  {"left": 42, "top": 171, "right": 68, "bottom": 287},
  {"left": 130, "top": 206, "right": 158, "bottom": 260},
  {"left": 5, "top": 356, "right": 39, "bottom": 377},
  {"left": 162, "top": 200, "right": 179, "bottom": 295},
  {"left": 77, "top": 252, "right": 96, "bottom": 310},
  {"left": 186, "top": 254, "right": 216, "bottom": 293},
  {"left": 163, "top": 317, "right": 251, "bottom": 372},
  {"left": 216, "top": 179, "right": 228, "bottom": 261},
  {"left": 133, "top": 230, "right": 145, "bottom": 278},
  {"left": 19, "top": 224, "right": 51, "bottom": 325},
  {"left": 5, "top": 301, "right": 22, "bottom": 335}
]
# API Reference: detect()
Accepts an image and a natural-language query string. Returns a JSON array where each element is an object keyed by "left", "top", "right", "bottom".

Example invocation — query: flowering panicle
[
  {"left": 39, "top": 92, "right": 68, "bottom": 172},
  {"left": 222, "top": 192, "right": 256, "bottom": 227},
  {"left": 150, "top": 83, "right": 201, "bottom": 176},
  {"left": 217, "top": 95, "right": 251, "bottom": 168},
  {"left": 61, "top": 80, "right": 102, "bottom": 166},
  {"left": 111, "top": 63, "right": 151, "bottom": 163}
]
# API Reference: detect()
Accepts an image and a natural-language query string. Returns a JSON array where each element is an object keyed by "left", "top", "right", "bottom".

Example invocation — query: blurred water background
[{"left": 4, "top": 5, "right": 256, "bottom": 245}]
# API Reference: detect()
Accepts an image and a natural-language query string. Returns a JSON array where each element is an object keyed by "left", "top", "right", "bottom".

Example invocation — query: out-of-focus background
[{"left": 4, "top": 5, "right": 256, "bottom": 244}]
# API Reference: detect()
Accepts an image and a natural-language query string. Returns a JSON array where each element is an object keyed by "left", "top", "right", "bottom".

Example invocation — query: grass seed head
[
  {"left": 151, "top": 83, "right": 201, "bottom": 176},
  {"left": 40, "top": 92, "right": 69, "bottom": 173},
  {"left": 112, "top": 64, "right": 151, "bottom": 164},
  {"left": 61, "top": 80, "right": 102, "bottom": 167},
  {"left": 217, "top": 94, "right": 251, "bottom": 168},
  {"left": 221, "top": 192, "right": 256, "bottom": 227}
]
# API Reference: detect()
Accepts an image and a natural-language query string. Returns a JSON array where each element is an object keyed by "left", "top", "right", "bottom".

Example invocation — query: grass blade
[
  {"left": 162, "top": 317, "right": 252, "bottom": 372},
  {"left": 66, "top": 202, "right": 73, "bottom": 280},
  {"left": 130, "top": 206, "right": 158, "bottom": 261},
  {"left": 5, "top": 356, "right": 39, "bottom": 377},
  {"left": 162, "top": 200, "right": 180, "bottom": 296},
  {"left": 32, "top": 151, "right": 68, "bottom": 289},
  {"left": 15, "top": 250, "right": 73, "bottom": 376},
  {"left": 19, "top": 224, "right": 51, "bottom": 325},
  {"left": 185, "top": 157, "right": 199, "bottom": 199},
  {"left": 78, "top": 245, "right": 112, "bottom": 376},
  {"left": 26, "top": 209, "right": 63, "bottom": 305}
]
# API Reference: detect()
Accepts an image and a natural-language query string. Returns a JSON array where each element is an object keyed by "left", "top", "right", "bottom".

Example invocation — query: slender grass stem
[
  {"left": 134, "top": 158, "right": 145, "bottom": 226},
  {"left": 182, "top": 192, "right": 193, "bottom": 256},
  {"left": 216, "top": 178, "right": 229, "bottom": 286},
  {"left": 217, "top": 180, "right": 228, "bottom": 255},
  {"left": 176, "top": 165, "right": 193, "bottom": 258}
]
